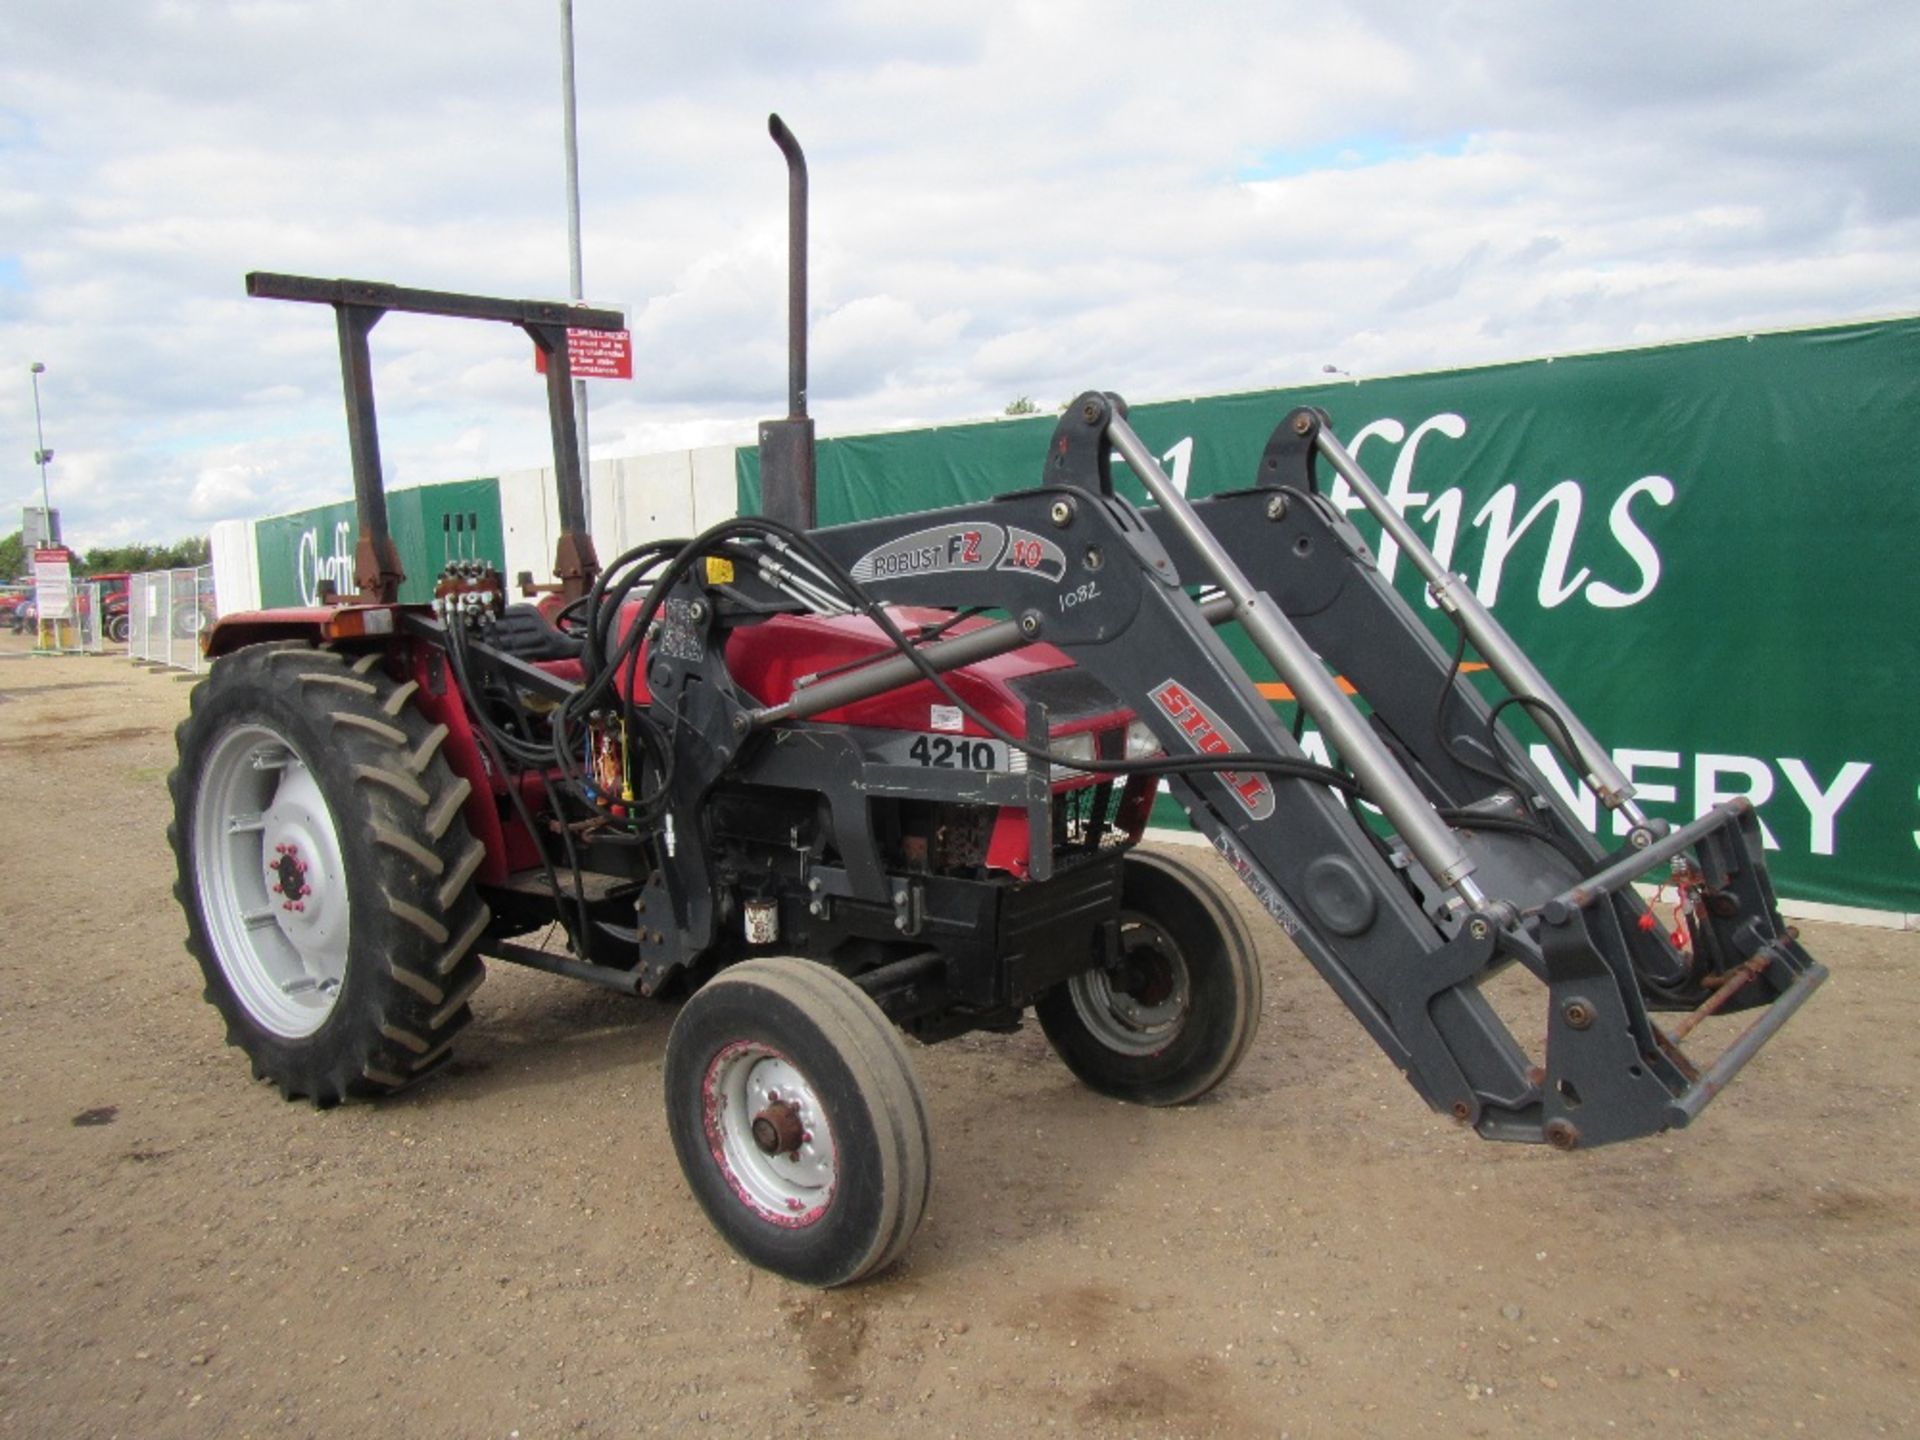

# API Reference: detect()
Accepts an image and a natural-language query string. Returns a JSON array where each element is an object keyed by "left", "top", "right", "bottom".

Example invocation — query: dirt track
[{"left": 1, "top": 641, "right": 1914, "bottom": 1439}]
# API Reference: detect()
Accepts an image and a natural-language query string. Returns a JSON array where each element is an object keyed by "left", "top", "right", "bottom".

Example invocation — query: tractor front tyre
[
  {"left": 1036, "top": 848, "right": 1262, "bottom": 1106},
  {"left": 168, "top": 642, "right": 490, "bottom": 1105},
  {"left": 664, "top": 958, "right": 933, "bottom": 1287}
]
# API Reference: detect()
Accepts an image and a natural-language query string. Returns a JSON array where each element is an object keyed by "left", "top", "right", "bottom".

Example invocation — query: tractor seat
[{"left": 481, "top": 604, "right": 584, "bottom": 661}]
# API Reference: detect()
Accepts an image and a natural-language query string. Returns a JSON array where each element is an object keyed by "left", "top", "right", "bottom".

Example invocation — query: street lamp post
[
  {"left": 29, "top": 361, "right": 54, "bottom": 545},
  {"left": 558, "top": 0, "right": 591, "bottom": 533}
]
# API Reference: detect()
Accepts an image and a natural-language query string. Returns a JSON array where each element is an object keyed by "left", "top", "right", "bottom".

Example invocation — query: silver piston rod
[
  {"left": 1309, "top": 425, "right": 1649, "bottom": 827},
  {"left": 1107, "top": 414, "right": 1485, "bottom": 903}
]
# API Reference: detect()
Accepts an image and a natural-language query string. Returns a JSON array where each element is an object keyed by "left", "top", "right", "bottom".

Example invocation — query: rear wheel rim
[
  {"left": 1067, "top": 914, "right": 1191, "bottom": 1056},
  {"left": 702, "top": 1041, "right": 838, "bottom": 1225},
  {"left": 192, "top": 723, "right": 351, "bottom": 1038}
]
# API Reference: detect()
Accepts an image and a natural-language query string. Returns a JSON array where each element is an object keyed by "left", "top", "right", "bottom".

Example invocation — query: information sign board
[
  {"left": 32, "top": 547, "right": 72, "bottom": 621},
  {"left": 533, "top": 328, "right": 633, "bottom": 380}
]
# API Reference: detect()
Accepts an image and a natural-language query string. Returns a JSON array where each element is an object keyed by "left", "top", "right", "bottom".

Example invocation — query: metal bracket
[{"left": 1256, "top": 406, "right": 1330, "bottom": 494}]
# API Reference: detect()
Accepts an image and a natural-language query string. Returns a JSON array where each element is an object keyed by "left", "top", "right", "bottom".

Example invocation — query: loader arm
[{"left": 790, "top": 393, "right": 1824, "bottom": 1147}]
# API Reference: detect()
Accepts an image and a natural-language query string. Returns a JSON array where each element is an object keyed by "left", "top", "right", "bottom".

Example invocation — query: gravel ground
[{"left": 1, "top": 640, "right": 1914, "bottom": 1439}]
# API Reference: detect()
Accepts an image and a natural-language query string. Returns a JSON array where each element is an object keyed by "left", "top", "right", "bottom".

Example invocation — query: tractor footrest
[{"left": 491, "top": 866, "right": 641, "bottom": 905}]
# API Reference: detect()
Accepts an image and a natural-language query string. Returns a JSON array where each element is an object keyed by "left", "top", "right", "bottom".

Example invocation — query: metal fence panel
[
  {"left": 127, "top": 565, "right": 214, "bottom": 674},
  {"left": 44, "top": 581, "right": 105, "bottom": 654},
  {"left": 129, "top": 574, "right": 154, "bottom": 659}
]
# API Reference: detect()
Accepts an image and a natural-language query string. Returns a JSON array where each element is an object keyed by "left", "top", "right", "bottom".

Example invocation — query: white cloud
[{"left": 0, "top": 1, "right": 1916, "bottom": 551}]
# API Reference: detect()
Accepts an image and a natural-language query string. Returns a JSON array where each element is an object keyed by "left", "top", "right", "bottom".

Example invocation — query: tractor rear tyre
[
  {"left": 1036, "top": 848, "right": 1262, "bottom": 1106},
  {"left": 168, "top": 642, "right": 490, "bottom": 1104},
  {"left": 664, "top": 958, "right": 933, "bottom": 1287}
]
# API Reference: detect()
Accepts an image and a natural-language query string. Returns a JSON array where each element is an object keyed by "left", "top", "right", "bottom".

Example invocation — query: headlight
[
  {"left": 1124, "top": 718, "right": 1162, "bottom": 760},
  {"left": 1048, "top": 729, "right": 1098, "bottom": 779}
]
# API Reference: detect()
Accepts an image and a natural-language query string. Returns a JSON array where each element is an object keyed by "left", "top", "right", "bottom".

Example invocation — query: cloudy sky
[{"left": 2, "top": 1, "right": 1915, "bottom": 551}]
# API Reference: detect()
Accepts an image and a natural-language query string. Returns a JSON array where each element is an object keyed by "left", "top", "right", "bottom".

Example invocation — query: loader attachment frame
[{"left": 779, "top": 392, "right": 1824, "bottom": 1148}]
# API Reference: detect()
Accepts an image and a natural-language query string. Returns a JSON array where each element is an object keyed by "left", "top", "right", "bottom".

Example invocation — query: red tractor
[
  {"left": 90, "top": 571, "right": 133, "bottom": 644},
  {"left": 170, "top": 118, "right": 1823, "bottom": 1286}
]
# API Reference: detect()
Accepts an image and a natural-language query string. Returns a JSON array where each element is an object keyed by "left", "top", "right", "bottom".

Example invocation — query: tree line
[{"left": 0, "top": 529, "right": 211, "bottom": 581}]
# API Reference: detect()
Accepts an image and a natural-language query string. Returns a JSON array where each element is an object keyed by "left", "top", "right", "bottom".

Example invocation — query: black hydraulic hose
[
  {"left": 1428, "top": 614, "right": 1606, "bottom": 873},
  {"left": 528, "top": 514, "right": 1401, "bottom": 859},
  {"left": 720, "top": 516, "right": 1364, "bottom": 795}
]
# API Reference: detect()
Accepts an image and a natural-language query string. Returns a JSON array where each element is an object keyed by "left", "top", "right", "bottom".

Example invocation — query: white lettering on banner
[
  {"left": 1527, "top": 744, "right": 1873, "bottom": 859},
  {"left": 1612, "top": 749, "right": 1681, "bottom": 836},
  {"left": 1114, "top": 417, "right": 1674, "bottom": 612},
  {"left": 1283, "top": 729, "right": 1876, "bottom": 864},
  {"left": 1588, "top": 476, "right": 1674, "bottom": 608},
  {"left": 1110, "top": 436, "right": 1194, "bottom": 495},
  {"left": 1309, "top": 412, "right": 1678, "bottom": 612},
  {"left": 1697, "top": 753, "right": 1779, "bottom": 848},
  {"left": 1342, "top": 415, "right": 1467, "bottom": 586},
  {"left": 1472, "top": 479, "right": 1590, "bottom": 608},
  {"left": 295, "top": 521, "right": 355, "bottom": 606},
  {"left": 1779, "top": 759, "right": 1872, "bottom": 857}
]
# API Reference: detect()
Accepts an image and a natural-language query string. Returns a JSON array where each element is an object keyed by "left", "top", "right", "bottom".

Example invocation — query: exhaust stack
[{"left": 758, "top": 113, "right": 817, "bottom": 532}]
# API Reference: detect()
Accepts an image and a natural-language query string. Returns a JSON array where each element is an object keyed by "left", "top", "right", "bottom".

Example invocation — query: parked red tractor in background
[{"left": 90, "top": 572, "right": 133, "bottom": 644}]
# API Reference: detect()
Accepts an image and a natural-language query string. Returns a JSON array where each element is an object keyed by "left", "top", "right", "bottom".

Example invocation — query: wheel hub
[
  {"left": 751, "top": 1099, "right": 806, "bottom": 1156},
  {"left": 703, "top": 1045, "right": 836, "bottom": 1225},
  {"left": 269, "top": 844, "right": 311, "bottom": 911},
  {"left": 1066, "top": 914, "right": 1192, "bottom": 1056},
  {"left": 261, "top": 791, "right": 343, "bottom": 953},
  {"left": 1117, "top": 949, "right": 1177, "bottom": 1007}
]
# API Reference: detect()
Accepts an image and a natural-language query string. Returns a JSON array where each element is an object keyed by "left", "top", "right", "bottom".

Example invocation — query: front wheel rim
[
  {"left": 192, "top": 723, "right": 351, "bottom": 1038},
  {"left": 1068, "top": 914, "right": 1192, "bottom": 1056},
  {"left": 702, "top": 1041, "right": 838, "bottom": 1226}
]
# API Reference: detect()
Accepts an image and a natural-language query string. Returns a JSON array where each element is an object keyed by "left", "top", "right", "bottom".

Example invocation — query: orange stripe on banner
[{"left": 1256, "top": 662, "right": 1488, "bottom": 703}]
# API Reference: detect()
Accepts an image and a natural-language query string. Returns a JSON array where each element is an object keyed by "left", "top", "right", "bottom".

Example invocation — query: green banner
[
  {"left": 254, "top": 478, "right": 503, "bottom": 609},
  {"left": 741, "top": 319, "right": 1920, "bottom": 914}
]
